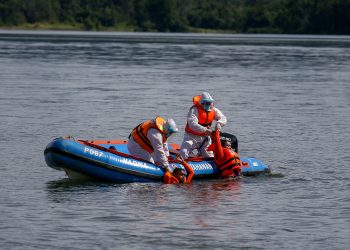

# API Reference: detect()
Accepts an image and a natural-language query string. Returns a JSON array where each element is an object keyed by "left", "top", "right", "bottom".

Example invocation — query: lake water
[{"left": 0, "top": 31, "right": 349, "bottom": 249}]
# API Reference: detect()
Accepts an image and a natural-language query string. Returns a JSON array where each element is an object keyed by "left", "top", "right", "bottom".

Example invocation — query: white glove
[
  {"left": 216, "top": 123, "right": 222, "bottom": 131},
  {"left": 205, "top": 128, "right": 213, "bottom": 135},
  {"left": 163, "top": 166, "right": 171, "bottom": 173}
]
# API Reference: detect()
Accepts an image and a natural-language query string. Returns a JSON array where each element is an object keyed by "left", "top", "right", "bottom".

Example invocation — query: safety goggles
[
  {"left": 166, "top": 130, "right": 176, "bottom": 138},
  {"left": 167, "top": 127, "right": 176, "bottom": 134},
  {"left": 201, "top": 101, "right": 213, "bottom": 105}
]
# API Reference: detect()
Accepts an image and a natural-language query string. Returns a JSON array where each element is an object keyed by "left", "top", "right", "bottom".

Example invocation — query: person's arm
[
  {"left": 187, "top": 107, "right": 210, "bottom": 134},
  {"left": 163, "top": 171, "right": 173, "bottom": 184},
  {"left": 148, "top": 129, "right": 169, "bottom": 169},
  {"left": 214, "top": 107, "right": 227, "bottom": 127},
  {"left": 213, "top": 129, "right": 224, "bottom": 161},
  {"left": 176, "top": 155, "right": 194, "bottom": 183},
  {"left": 163, "top": 141, "right": 170, "bottom": 157},
  {"left": 183, "top": 161, "right": 194, "bottom": 183}
]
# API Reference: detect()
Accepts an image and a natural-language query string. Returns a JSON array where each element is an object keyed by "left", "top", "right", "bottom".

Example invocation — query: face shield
[
  {"left": 201, "top": 100, "right": 214, "bottom": 111},
  {"left": 200, "top": 92, "right": 214, "bottom": 111},
  {"left": 165, "top": 119, "right": 178, "bottom": 138}
]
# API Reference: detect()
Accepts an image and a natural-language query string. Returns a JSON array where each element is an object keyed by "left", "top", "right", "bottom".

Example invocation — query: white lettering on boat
[
  {"left": 83, "top": 147, "right": 103, "bottom": 157},
  {"left": 108, "top": 155, "right": 149, "bottom": 169},
  {"left": 82, "top": 147, "right": 152, "bottom": 170}
]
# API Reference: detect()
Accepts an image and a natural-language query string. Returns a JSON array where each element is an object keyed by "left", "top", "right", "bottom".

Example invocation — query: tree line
[{"left": 0, "top": 0, "right": 349, "bottom": 34}]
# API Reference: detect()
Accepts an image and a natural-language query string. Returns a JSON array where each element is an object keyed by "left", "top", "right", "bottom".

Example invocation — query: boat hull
[{"left": 44, "top": 138, "right": 270, "bottom": 183}]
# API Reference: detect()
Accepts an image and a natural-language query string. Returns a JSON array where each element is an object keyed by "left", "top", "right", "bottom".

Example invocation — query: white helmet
[
  {"left": 165, "top": 118, "right": 178, "bottom": 137},
  {"left": 200, "top": 92, "right": 214, "bottom": 111}
]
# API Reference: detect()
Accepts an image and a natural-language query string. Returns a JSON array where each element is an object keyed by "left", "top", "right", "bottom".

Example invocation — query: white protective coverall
[
  {"left": 127, "top": 128, "right": 170, "bottom": 169},
  {"left": 179, "top": 106, "right": 227, "bottom": 158}
]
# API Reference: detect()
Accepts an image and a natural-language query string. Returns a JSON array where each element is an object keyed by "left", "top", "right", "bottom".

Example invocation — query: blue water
[{"left": 0, "top": 31, "right": 349, "bottom": 249}]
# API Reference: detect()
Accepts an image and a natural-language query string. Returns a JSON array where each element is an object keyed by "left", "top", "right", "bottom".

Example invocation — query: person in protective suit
[
  {"left": 128, "top": 116, "right": 178, "bottom": 172},
  {"left": 179, "top": 92, "right": 227, "bottom": 158}
]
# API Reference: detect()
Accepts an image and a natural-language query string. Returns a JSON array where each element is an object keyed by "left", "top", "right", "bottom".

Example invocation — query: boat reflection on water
[{"left": 183, "top": 178, "right": 242, "bottom": 206}]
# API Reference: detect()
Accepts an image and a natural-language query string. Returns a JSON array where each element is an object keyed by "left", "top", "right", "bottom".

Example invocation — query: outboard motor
[{"left": 219, "top": 132, "right": 238, "bottom": 153}]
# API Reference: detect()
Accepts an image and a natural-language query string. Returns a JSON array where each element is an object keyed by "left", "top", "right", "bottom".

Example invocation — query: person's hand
[
  {"left": 163, "top": 166, "right": 171, "bottom": 173},
  {"left": 205, "top": 128, "right": 213, "bottom": 135},
  {"left": 215, "top": 123, "right": 222, "bottom": 131},
  {"left": 175, "top": 154, "right": 184, "bottom": 163}
]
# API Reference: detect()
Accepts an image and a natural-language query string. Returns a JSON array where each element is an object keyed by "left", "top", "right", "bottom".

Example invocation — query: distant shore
[
  {"left": 1, "top": 1, "right": 349, "bottom": 35},
  {"left": 0, "top": 23, "right": 132, "bottom": 32},
  {"left": 0, "top": 23, "right": 240, "bottom": 35}
]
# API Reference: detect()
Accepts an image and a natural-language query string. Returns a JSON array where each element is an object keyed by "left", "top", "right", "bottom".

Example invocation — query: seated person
[
  {"left": 163, "top": 155, "right": 194, "bottom": 184},
  {"left": 207, "top": 127, "right": 242, "bottom": 178}
]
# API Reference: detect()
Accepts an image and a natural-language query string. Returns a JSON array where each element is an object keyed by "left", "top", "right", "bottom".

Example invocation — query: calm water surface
[{"left": 0, "top": 31, "right": 349, "bottom": 249}]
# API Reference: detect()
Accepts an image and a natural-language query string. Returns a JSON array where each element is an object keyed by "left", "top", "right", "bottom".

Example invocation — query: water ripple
[{"left": 1, "top": 31, "right": 350, "bottom": 250}]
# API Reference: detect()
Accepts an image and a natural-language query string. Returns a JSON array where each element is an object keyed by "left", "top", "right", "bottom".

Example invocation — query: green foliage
[
  {"left": 0, "top": 0, "right": 349, "bottom": 34},
  {"left": 0, "top": 0, "right": 26, "bottom": 25}
]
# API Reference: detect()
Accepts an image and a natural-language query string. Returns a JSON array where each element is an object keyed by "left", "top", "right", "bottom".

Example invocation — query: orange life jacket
[
  {"left": 163, "top": 172, "right": 181, "bottom": 184},
  {"left": 185, "top": 95, "right": 215, "bottom": 136},
  {"left": 216, "top": 150, "right": 242, "bottom": 177},
  {"left": 131, "top": 117, "right": 167, "bottom": 153},
  {"left": 163, "top": 170, "right": 193, "bottom": 184}
]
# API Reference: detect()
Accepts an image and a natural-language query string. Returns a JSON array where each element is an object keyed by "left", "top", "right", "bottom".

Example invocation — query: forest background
[{"left": 0, "top": 0, "right": 349, "bottom": 34}]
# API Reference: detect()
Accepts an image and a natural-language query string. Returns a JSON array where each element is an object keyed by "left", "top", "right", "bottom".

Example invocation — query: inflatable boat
[{"left": 44, "top": 136, "right": 270, "bottom": 183}]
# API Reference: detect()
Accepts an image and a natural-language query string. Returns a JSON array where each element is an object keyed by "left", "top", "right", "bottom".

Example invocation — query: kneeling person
[
  {"left": 179, "top": 92, "right": 227, "bottom": 159},
  {"left": 128, "top": 116, "right": 178, "bottom": 172}
]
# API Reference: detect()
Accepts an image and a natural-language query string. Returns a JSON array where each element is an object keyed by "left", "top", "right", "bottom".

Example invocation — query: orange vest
[
  {"left": 163, "top": 171, "right": 192, "bottom": 184},
  {"left": 216, "top": 150, "right": 242, "bottom": 177},
  {"left": 163, "top": 172, "right": 181, "bottom": 184},
  {"left": 131, "top": 117, "right": 167, "bottom": 153},
  {"left": 185, "top": 95, "right": 215, "bottom": 136}
]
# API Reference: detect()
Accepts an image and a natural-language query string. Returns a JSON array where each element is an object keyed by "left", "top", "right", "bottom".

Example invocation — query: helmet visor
[
  {"left": 202, "top": 101, "right": 213, "bottom": 111},
  {"left": 166, "top": 127, "right": 177, "bottom": 138},
  {"left": 201, "top": 101, "right": 213, "bottom": 105},
  {"left": 167, "top": 126, "right": 176, "bottom": 134}
]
